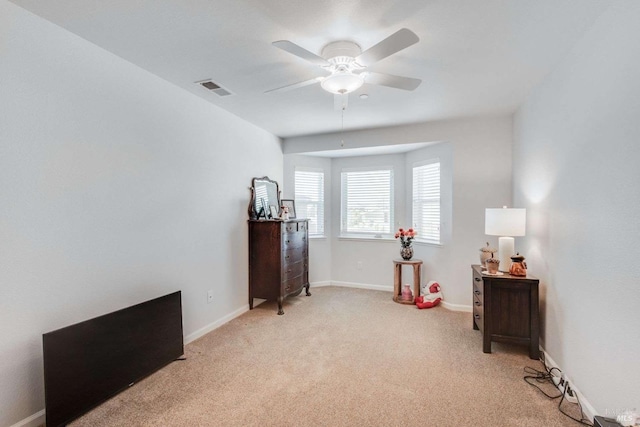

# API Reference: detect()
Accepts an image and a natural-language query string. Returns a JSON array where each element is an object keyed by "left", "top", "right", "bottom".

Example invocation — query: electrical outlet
[
  {"left": 357, "top": 261, "right": 363, "bottom": 270},
  {"left": 564, "top": 383, "right": 578, "bottom": 404},
  {"left": 207, "top": 290, "right": 213, "bottom": 303}
]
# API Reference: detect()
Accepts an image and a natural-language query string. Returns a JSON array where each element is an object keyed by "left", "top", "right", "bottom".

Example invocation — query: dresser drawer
[
  {"left": 283, "top": 260, "right": 305, "bottom": 280},
  {"left": 283, "top": 221, "right": 307, "bottom": 234},
  {"left": 282, "top": 274, "right": 304, "bottom": 294},
  {"left": 283, "top": 246, "right": 307, "bottom": 264},
  {"left": 282, "top": 232, "right": 306, "bottom": 249},
  {"left": 283, "top": 222, "right": 298, "bottom": 234}
]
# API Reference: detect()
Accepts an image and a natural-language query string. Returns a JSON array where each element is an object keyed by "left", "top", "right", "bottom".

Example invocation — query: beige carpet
[{"left": 70, "top": 287, "right": 581, "bottom": 426}]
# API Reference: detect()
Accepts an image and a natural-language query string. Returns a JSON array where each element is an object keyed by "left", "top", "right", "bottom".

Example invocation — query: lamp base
[{"left": 498, "top": 236, "right": 514, "bottom": 272}]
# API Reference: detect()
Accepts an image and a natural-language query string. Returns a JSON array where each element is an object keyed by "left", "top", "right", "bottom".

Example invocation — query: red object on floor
[
  {"left": 415, "top": 282, "right": 443, "bottom": 309},
  {"left": 415, "top": 295, "right": 442, "bottom": 309}
]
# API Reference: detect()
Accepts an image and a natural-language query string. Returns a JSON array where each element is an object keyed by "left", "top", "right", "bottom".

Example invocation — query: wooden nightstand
[{"left": 471, "top": 265, "right": 540, "bottom": 359}]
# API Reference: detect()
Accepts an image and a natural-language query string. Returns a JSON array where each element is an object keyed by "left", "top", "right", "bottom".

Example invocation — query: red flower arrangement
[{"left": 395, "top": 228, "right": 417, "bottom": 248}]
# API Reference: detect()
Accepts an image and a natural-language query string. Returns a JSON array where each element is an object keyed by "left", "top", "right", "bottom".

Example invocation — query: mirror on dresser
[{"left": 248, "top": 176, "right": 281, "bottom": 220}]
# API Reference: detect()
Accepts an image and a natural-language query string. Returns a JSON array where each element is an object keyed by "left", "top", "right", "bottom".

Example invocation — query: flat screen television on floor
[{"left": 43, "top": 291, "right": 184, "bottom": 427}]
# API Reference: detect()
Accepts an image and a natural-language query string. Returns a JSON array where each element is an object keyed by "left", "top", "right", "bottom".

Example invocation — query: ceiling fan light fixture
[{"left": 320, "top": 72, "right": 364, "bottom": 95}]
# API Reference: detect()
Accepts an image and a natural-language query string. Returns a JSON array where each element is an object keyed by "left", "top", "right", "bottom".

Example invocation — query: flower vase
[
  {"left": 400, "top": 245, "right": 413, "bottom": 260},
  {"left": 401, "top": 284, "right": 413, "bottom": 301}
]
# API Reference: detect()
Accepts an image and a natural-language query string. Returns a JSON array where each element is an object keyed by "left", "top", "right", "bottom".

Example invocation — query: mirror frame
[{"left": 248, "top": 176, "right": 281, "bottom": 220}]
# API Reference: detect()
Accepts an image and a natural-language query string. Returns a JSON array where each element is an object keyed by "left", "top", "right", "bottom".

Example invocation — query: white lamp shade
[
  {"left": 321, "top": 72, "right": 364, "bottom": 94},
  {"left": 485, "top": 208, "right": 526, "bottom": 237}
]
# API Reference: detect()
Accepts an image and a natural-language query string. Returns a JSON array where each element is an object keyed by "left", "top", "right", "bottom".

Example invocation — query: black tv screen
[{"left": 43, "top": 291, "right": 184, "bottom": 427}]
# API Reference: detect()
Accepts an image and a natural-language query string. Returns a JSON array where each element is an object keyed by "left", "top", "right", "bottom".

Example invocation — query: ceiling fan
[{"left": 266, "top": 28, "right": 422, "bottom": 110}]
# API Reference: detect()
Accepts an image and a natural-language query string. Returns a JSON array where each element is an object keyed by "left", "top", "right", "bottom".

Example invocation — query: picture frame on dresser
[
  {"left": 281, "top": 199, "right": 296, "bottom": 219},
  {"left": 269, "top": 205, "right": 279, "bottom": 220}
]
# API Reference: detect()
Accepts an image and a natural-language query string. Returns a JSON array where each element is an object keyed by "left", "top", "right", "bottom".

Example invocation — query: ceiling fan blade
[
  {"left": 365, "top": 72, "right": 422, "bottom": 91},
  {"left": 272, "top": 40, "right": 329, "bottom": 66},
  {"left": 334, "top": 93, "right": 349, "bottom": 111},
  {"left": 355, "top": 28, "right": 419, "bottom": 67},
  {"left": 265, "top": 77, "right": 321, "bottom": 94}
]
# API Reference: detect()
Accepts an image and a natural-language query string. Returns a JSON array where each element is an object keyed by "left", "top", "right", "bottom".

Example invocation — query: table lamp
[{"left": 485, "top": 207, "right": 526, "bottom": 272}]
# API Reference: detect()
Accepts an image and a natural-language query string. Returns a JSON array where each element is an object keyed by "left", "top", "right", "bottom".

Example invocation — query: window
[
  {"left": 294, "top": 168, "right": 325, "bottom": 237},
  {"left": 341, "top": 168, "right": 394, "bottom": 236},
  {"left": 412, "top": 160, "right": 440, "bottom": 244}
]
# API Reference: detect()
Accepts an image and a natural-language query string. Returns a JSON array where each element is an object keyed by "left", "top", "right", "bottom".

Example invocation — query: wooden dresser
[
  {"left": 249, "top": 219, "right": 310, "bottom": 315},
  {"left": 471, "top": 264, "right": 540, "bottom": 359}
]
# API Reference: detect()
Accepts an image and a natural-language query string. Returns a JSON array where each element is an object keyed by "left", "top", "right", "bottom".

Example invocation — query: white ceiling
[{"left": 11, "top": 0, "right": 610, "bottom": 138}]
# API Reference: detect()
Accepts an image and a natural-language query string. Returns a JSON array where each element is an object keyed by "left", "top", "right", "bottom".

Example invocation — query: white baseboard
[
  {"left": 330, "top": 280, "right": 394, "bottom": 292},
  {"left": 540, "top": 347, "right": 597, "bottom": 421},
  {"left": 184, "top": 304, "right": 250, "bottom": 345},
  {"left": 441, "top": 301, "right": 472, "bottom": 312},
  {"left": 9, "top": 409, "right": 44, "bottom": 427},
  {"left": 309, "top": 280, "right": 331, "bottom": 288},
  {"left": 325, "top": 281, "right": 473, "bottom": 312}
]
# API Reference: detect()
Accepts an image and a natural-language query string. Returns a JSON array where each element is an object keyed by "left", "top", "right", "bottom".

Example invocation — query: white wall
[
  {"left": 284, "top": 117, "right": 513, "bottom": 306},
  {"left": 283, "top": 155, "right": 332, "bottom": 284},
  {"left": 0, "top": 2, "right": 282, "bottom": 425},
  {"left": 513, "top": 1, "right": 640, "bottom": 417},
  {"left": 405, "top": 143, "right": 454, "bottom": 296},
  {"left": 330, "top": 153, "right": 406, "bottom": 288}
]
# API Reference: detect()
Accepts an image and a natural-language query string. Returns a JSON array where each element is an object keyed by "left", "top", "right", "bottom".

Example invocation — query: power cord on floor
[{"left": 523, "top": 354, "right": 593, "bottom": 426}]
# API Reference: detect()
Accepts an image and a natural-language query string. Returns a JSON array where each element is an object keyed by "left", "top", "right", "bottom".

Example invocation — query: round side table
[{"left": 393, "top": 259, "right": 423, "bottom": 304}]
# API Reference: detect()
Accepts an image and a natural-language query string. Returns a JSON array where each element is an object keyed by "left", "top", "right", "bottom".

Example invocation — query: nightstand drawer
[
  {"left": 473, "top": 307, "right": 484, "bottom": 333},
  {"left": 473, "top": 273, "right": 483, "bottom": 297},
  {"left": 473, "top": 292, "right": 483, "bottom": 309}
]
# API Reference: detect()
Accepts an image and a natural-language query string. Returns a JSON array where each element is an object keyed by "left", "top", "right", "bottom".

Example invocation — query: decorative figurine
[
  {"left": 509, "top": 253, "right": 527, "bottom": 276},
  {"left": 485, "top": 254, "right": 500, "bottom": 274},
  {"left": 280, "top": 205, "right": 290, "bottom": 221},
  {"left": 401, "top": 284, "right": 413, "bottom": 302},
  {"left": 479, "top": 242, "right": 497, "bottom": 269}
]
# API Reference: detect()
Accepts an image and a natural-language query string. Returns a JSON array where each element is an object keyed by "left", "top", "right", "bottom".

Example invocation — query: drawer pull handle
[
  {"left": 474, "top": 277, "right": 481, "bottom": 282},
  {"left": 285, "top": 255, "right": 290, "bottom": 259},
  {"left": 286, "top": 240, "right": 290, "bottom": 243},
  {"left": 287, "top": 269, "right": 292, "bottom": 273},
  {"left": 285, "top": 286, "right": 290, "bottom": 291},
  {"left": 474, "top": 290, "right": 481, "bottom": 295},
  {"left": 474, "top": 314, "right": 481, "bottom": 320},
  {"left": 474, "top": 301, "right": 481, "bottom": 306}
]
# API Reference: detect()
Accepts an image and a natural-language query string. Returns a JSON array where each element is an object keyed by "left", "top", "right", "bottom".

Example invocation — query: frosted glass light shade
[
  {"left": 485, "top": 208, "right": 526, "bottom": 237},
  {"left": 321, "top": 72, "right": 364, "bottom": 94}
]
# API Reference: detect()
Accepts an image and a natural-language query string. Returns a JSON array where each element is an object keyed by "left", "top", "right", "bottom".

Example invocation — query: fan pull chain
[{"left": 341, "top": 107, "right": 345, "bottom": 147}]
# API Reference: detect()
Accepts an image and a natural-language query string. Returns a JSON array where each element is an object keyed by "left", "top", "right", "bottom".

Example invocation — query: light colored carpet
[{"left": 70, "top": 287, "right": 580, "bottom": 426}]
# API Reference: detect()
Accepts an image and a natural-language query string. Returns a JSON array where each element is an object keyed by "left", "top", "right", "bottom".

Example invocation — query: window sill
[
  {"left": 414, "top": 240, "right": 443, "bottom": 248},
  {"left": 338, "top": 235, "right": 396, "bottom": 243},
  {"left": 309, "top": 235, "right": 327, "bottom": 240}
]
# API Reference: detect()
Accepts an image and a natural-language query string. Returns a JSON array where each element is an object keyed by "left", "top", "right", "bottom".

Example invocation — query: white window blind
[
  {"left": 341, "top": 168, "right": 393, "bottom": 235},
  {"left": 294, "top": 169, "right": 325, "bottom": 236},
  {"left": 413, "top": 161, "right": 441, "bottom": 243}
]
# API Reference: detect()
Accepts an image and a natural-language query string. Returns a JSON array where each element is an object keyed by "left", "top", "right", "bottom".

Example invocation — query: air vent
[{"left": 196, "top": 79, "right": 232, "bottom": 97}]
